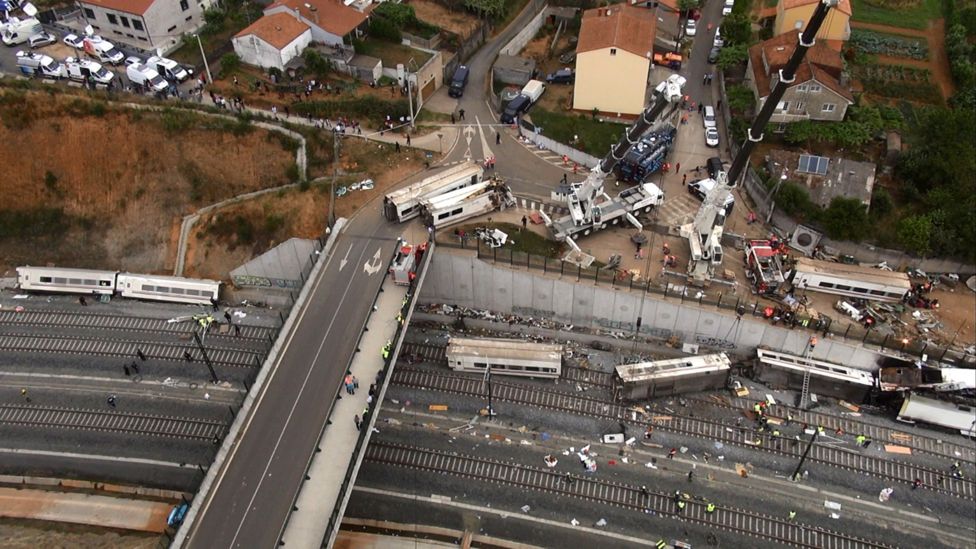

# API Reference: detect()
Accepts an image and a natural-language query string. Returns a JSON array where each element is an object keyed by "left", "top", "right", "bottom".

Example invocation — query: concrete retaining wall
[
  {"left": 500, "top": 2, "right": 549, "bottom": 56},
  {"left": 420, "top": 250, "right": 900, "bottom": 371}
]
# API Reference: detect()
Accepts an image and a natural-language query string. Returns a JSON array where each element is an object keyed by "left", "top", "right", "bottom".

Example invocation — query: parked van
[
  {"left": 688, "top": 177, "right": 735, "bottom": 213},
  {"left": 146, "top": 55, "right": 190, "bottom": 82},
  {"left": 520, "top": 79, "right": 546, "bottom": 103},
  {"left": 449, "top": 65, "right": 469, "bottom": 98},
  {"left": 500, "top": 94, "right": 531, "bottom": 124},
  {"left": 702, "top": 105, "right": 716, "bottom": 129},
  {"left": 16, "top": 50, "right": 66, "bottom": 79},
  {"left": 83, "top": 36, "right": 124, "bottom": 65},
  {"left": 65, "top": 56, "right": 114, "bottom": 85},
  {"left": 2, "top": 17, "right": 43, "bottom": 46},
  {"left": 126, "top": 62, "right": 169, "bottom": 92}
]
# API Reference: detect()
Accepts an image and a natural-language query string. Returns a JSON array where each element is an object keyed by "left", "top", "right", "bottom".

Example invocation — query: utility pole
[
  {"left": 192, "top": 332, "right": 219, "bottom": 384},
  {"left": 329, "top": 133, "right": 340, "bottom": 228},
  {"left": 195, "top": 34, "right": 213, "bottom": 85},
  {"left": 791, "top": 428, "right": 818, "bottom": 481}
]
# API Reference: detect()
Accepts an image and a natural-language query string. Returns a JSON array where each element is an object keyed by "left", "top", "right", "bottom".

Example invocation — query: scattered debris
[
  {"left": 521, "top": 505, "right": 531, "bottom": 513},
  {"left": 595, "top": 518, "right": 607, "bottom": 527},
  {"left": 570, "top": 518, "right": 580, "bottom": 526}
]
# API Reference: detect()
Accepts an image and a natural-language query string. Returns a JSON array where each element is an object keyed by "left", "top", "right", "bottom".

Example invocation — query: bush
[
  {"left": 0, "top": 207, "right": 71, "bottom": 238},
  {"left": 370, "top": 17, "right": 402, "bottom": 42},
  {"left": 821, "top": 197, "right": 869, "bottom": 240},
  {"left": 292, "top": 96, "right": 410, "bottom": 122},
  {"left": 717, "top": 44, "right": 749, "bottom": 70},
  {"left": 220, "top": 53, "right": 241, "bottom": 78},
  {"left": 303, "top": 49, "right": 331, "bottom": 79},
  {"left": 775, "top": 182, "right": 818, "bottom": 219},
  {"left": 869, "top": 187, "right": 893, "bottom": 219},
  {"left": 726, "top": 84, "right": 754, "bottom": 114}
]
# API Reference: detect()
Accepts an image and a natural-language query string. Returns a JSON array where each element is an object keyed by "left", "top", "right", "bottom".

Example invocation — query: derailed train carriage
[
  {"left": 446, "top": 337, "right": 563, "bottom": 379},
  {"left": 614, "top": 353, "right": 732, "bottom": 401},
  {"left": 753, "top": 348, "right": 875, "bottom": 403}
]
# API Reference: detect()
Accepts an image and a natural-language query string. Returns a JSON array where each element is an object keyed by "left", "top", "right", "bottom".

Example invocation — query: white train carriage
[
  {"left": 116, "top": 273, "right": 221, "bottom": 305},
  {"left": 754, "top": 348, "right": 876, "bottom": 403},
  {"left": 383, "top": 162, "right": 484, "bottom": 223},
  {"left": 16, "top": 266, "right": 117, "bottom": 295},
  {"left": 615, "top": 353, "right": 731, "bottom": 400},
  {"left": 896, "top": 393, "right": 976, "bottom": 437},
  {"left": 446, "top": 337, "right": 563, "bottom": 379},
  {"left": 788, "top": 258, "right": 911, "bottom": 303}
]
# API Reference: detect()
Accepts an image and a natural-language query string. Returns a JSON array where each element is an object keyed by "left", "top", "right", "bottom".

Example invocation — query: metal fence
[{"left": 436, "top": 238, "right": 974, "bottom": 366}]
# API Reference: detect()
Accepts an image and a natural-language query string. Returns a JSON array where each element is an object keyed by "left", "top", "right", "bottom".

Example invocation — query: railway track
[
  {"left": 366, "top": 441, "right": 894, "bottom": 549},
  {"left": 685, "top": 396, "right": 976, "bottom": 464},
  {"left": 0, "top": 309, "right": 275, "bottom": 341},
  {"left": 0, "top": 333, "right": 262, "bottom": 368},
  {"left": 0, "top": 404, "right": 226, "bottom": 440},
  {"left": 400, "top": 341, "right": 448, "bottom": 363},
  {"left": 391, "top": 367, "right": 976, "bottom": 501}
]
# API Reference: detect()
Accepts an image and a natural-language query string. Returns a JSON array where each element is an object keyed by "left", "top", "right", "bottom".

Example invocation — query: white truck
[
  {"left": 539, "top": 75, "right": 685, "bottom": 259},
  {"left": 16, "top": 50, "right": 66, "bottom": 79},
  {"left": 126, "top": 62, "right": 169, "bottom": 93},
  {"left": 1, "top": 17, "right": 43, "bottom": 46},
  {"left": 520, "top": 79, "right": 546, "bottom": 103},
  {"left": 64, "top": 56, "right": 114, "bottom": 85},
  {"left": 82, "top": 36, "right": 124, "bottom": 65},
  {"left": 145, "top": 55, "right": 190, "bottom": 82}
]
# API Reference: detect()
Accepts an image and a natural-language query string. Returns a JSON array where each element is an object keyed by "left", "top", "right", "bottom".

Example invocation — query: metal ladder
[{"left": 800, "top": 341, "right": 813, "bottom": 408}]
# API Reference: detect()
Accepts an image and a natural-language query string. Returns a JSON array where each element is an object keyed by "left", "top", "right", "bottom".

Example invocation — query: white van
[
  {"left": 2, "top": 17, "right": 43, "bottom": 46},
  {"left": 126, "top": 62, "right": 169, "bottom": 92},
  {"left": 520, "top": 79, "right": 546, "bottom": 104},
  {"left": 702, "top": 105, "right": 716, "bottom": 129},
  {"left": 16, "top": 50, "right": 66, "bottom": 79},
  {"left": 65, "top": 56, "right": 114, "bottom": 85},
  {"left": 145, "top": 55, "right": 190, "bottom": 82},
  {"left": 83, "top": 36, "right": 124, "bottom": 65}
]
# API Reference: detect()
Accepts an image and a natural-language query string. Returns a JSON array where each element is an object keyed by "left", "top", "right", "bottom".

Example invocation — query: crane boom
[{"left": 683, "top": 0, "right": 838, "bottom": 285}]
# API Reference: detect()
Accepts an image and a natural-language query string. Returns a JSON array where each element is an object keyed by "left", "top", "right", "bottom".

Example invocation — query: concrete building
[
  {"left": 233, "top": 12, "right": 312, "bottom": 70},
  {"left": 76, "top": 0, "right": 217, "bottom": 53},
  {"left": 745, "top": 30, "right": 853, "bottom": 124},
  {"left": 773, "top": 0, "right": 852, "bottom": 50},
  {"left": 765, "top": 149, "right": 877, "bottom": 210},
  {"left": 263, "top": 0, "right": 371, "bottom": 47},
  {"left": 573, "top": 3, "right": 656, "bottom": 116},
  {"left": 493, "top": 54, "right": 536, "bottom": 86}
]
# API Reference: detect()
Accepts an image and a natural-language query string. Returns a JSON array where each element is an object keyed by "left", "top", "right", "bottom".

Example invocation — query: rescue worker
[
  {"left": 381, "top": 340, "right": 392, "bottom": 360},
  {"left": 706, "top": 503, "right": 716, "bottom": 514},
  {"left": 656, "top": 540, "right": 667, "bottom": 549},
  {"left": 788, "top": 510, "right": 797, "bottom": 521},
  {"left": 855, "top": 434, "right": 866, "bottom": 447}
]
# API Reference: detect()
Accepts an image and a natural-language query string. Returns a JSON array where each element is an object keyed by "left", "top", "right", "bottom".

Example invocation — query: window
[
  {"left": 83, "top": 7, "right": 94, "bottom": 18},
  {"left": 610, "top": 48, "right": 617, "bottom": 55},
  {"left": 40, "top": 276, "right": 52, "bottom": 283},
  {"left": 180, "top": 0, "right": 189, "bottom": 10},
  {"left": 794, "top": 102, "right": 805, "bottom": 112},
  {"left": 809, "top": 84, "right": 821, "bottom": 93},
  {"left": 835, "top": 284, "right": 851, "bottom": 291},
  {"left": 796, "top": 84, "right": 808, "bottom": 92},
  {"left": 133, "top": 19, "right": 143, "bottom": 31},
  {"left": 120, "top": 15, "right": 130, "bottom": 27},
  {"left": 107, "top": 13, "right": 118, "bottom": 24},
  {"left": 776, "top": 101, "right": 789, "bottom": 112},
  {"left": 821, "top": 103, "right": 836, "bottom": 113}
]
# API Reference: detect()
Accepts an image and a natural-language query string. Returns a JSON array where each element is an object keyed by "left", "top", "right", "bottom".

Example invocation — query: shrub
[
  {"left": 775, "top": 182, "right": 818, "bottom": 219},
  {"left": 219, "top": 53, "right": 241, "bottom": 78},
  {"left": 717, "top": 44, "right": 749, "bottom": 70},
  {"left": 821, "top": 197, "right": 869, "bottom": 241},
  {"left": 370, "top": 17, "right": 402, "bottom": 42},
  {"left": 292, "top": 96, "right": 409, "bottom": 122}
]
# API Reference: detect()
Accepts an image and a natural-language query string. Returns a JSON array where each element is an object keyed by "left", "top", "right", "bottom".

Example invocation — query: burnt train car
[
  {"left": 754, "top": 348, "right": 875, "bottom": 403},
  {"left": 614, "top": 353, "right": 732, "bottom": 401}
]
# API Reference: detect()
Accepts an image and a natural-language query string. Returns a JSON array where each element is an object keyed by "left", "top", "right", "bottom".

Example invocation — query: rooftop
[
  {"left": 577, "top": 3, "right": 656, "bottom": 59},
  {"left": 235, "top": 12, "right": 310, "bottom": 50},
  {"left": 765, "top": 149, "right": 876, "bottom": 208},
  {"left": 446, "top": 337, "right": 563, "bottom": 363},
  {"left": 780, "top": 0, "right": 853, "bottom": 17},
  {"left": 748, "top": 30, "right": 853, "bottom": 102},
  {"left": 793, "top": 257, "right": 912, "bottom": 288},
  {"left": 78, "top": 0, "right": 155, "bottom": 16},
  {"left": 265, "top": 0, "right": 370, "bottom": 37}
]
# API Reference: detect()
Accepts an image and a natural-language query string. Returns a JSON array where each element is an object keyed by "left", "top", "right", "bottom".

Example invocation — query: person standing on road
[
  {"left": 521, "top": 216, "right": 527, "bottom": 231},
  {"left": 668, "top": 448, "right": 677, "bottom": 459},
  {"left": 459, "top": 109, "right": 465, "bottom": 121},
  {"left": 354, "top": 415, "right": 362, "bottom": 430},
  {"left": 107, "top": 395, "right": 117, "bottom": 408},
  {"left": 496, "top": 131, "right": 501, "bottom": 145}
]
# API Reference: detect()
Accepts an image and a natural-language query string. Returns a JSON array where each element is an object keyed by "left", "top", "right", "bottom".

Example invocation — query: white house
[
  {"left": 76, "top": 0, "right": 217, "bottom": 53},
  {"left": 262, "top": 0, "right": 370, "bottom": 46},
  {"left": 233, "top": 12, "right": 312, "bottom": 70}
]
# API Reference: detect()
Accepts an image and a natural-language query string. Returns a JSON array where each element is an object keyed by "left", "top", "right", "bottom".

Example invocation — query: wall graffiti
[
  {"left": 232, "top": 275, "right": 301, "bottom": 289},
  {"left": 694, "top": 335, "right": 737, "bottom": 350},
  {"left": 513, "top": 306, "right": 556, "bottom": 319}
]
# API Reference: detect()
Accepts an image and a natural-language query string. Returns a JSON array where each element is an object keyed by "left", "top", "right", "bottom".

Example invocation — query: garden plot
[{"left": 850, "top": 28, "right": 929, "bottom": 59}]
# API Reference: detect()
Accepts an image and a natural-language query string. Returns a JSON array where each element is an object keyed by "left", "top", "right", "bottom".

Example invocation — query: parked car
[
  {"left": 707, "top": 46, "right": 721, "bottom": 64},
  {"left": 63, "top": 33, "right": 84, "bottom": 49},
  {"left": 705, "top": 126, "right": 720, "bottom": 147},
  {"left": 558, "top": 49, "right": 576, "bottom": 64},
  {"left": 546, "top": 68, "right": 575, "bottom": 84},
  {"left": 722, "top": 0, "right": 735, "bottom": 16},
  {"left": 702, "top": 105, "right": 716, "bottom": 129},
  {"left": 27, "top": 31, "right": 55, "bottom": 49},
  {"left": 685, "top": 20, "right": 697, "bottom": 37},
  {"left": 501, "top": 94, "right": 531, "bottom": 124},
  {"left": 713, "top": 27, "right": 724, "bottom": 48},
  {"left": 124, "top": 55, "right": 143, "bottom": 66}
]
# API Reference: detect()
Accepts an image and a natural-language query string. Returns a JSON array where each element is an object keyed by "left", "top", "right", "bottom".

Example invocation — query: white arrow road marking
[
  {"left": 475, "top": 116, "right": 493, "bottom": 161},
  {"left": 339, "top": 243, "right": 353, "bottom": 271},
  {"left": 463, "top": 124, "right": 475, "bottom": 161},
  {"left": 363, "top": 248, "right": 383, "bottom": 275}
]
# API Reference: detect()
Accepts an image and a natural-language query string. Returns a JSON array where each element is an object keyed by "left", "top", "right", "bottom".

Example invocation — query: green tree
[
  {"left": 775, "top": 182, "right": 817, "bottom": 219},
  {"left": 464, "top": 0, "right": 506, "bottom": 19},
  {"left": 369, "top": 16, "right": 401, "bottom": 41},
  {"left": 726, "top": 84, "right": 754, "bottom": 113},
  {"left": 678, "top": 0, "right": 700, "bottom": 10},
  {"left": 869, "top": 187, "right": 893, "bottom": 220},
  {"left": 303, "top": 49, "right": 331, "bottom": 79},
  {"left": 896, "top": 214, "right": 932, "bottom": 256},
  {"left": 821, "top": 197, "right": 868, "bottom": 241},
  {"left": 716, "top": 44, "right": 749, "bottom": 70},
  {"left": 374, "top": 2, "right": 416, "bottom": 26},
  {"left": 721, "top": 12, "right": 751, "bottom": 46},
  {"left": 219, "top": 53, "right": 240, "bottom": 78}
]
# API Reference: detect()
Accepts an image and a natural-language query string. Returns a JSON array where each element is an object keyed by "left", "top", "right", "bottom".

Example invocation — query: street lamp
[{"left": 195, "top": 34, "right": 213, "bottom": 85}]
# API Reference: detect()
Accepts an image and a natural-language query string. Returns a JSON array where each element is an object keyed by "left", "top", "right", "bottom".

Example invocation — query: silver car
[{"left": 28, "top": 32, "right": 56, "bottom": 49}]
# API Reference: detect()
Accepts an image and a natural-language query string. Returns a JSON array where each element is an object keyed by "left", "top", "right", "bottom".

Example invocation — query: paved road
[{"left": 182, "top": 203, "right": 401, "bottom": 548}]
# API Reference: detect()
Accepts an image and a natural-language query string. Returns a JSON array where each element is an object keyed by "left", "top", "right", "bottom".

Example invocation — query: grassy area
[
  {"left": 354, "top": 39, "right": 433, "bottom": 69},
  {"left": 850, "top": 0, "right": 943, "bottom": 30},
  {"left": 456, "top": 222, "right": 564, "bottom": 257},
  {"left": 496, "top": 0, "right": 533, "bottom": 32},
  {"left": 528, "top": 108, "right": 627, "bottom": 158}
]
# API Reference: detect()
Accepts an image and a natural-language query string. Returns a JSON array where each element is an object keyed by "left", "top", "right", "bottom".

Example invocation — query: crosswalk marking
[{"left": 514, "top": 196, "right": 568, "bottom": 216}]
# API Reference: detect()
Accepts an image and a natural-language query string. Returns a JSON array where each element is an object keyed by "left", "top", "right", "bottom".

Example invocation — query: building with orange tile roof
[
  {"left": 774, "top": 0, "right": 852, "bottom": 48},
  {"left": 263, "top": 0, "right": 371, "bottom": 46},
  {"left": 77, "top": 0, "right": 219, "bottom": 52},
  {"left": 572, "top": 3, "right": 657, "bottom": 116},
  {"left": 233, "top": 12, "right": 312, "bottom": 70}
]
